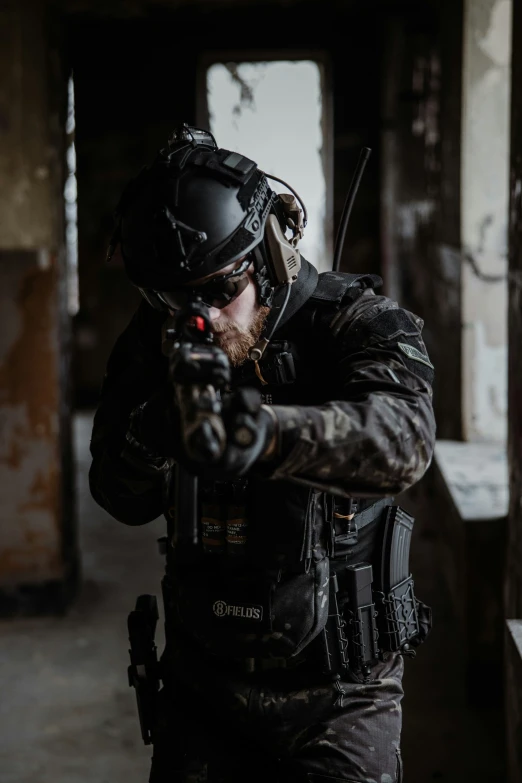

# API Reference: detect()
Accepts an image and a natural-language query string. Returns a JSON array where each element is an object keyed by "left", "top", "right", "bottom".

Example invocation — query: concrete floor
[{"left": 0, "top": 413, "right": 506, "bottom": 782}]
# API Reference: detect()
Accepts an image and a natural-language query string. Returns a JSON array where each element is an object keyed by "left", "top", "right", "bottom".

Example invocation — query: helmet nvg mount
[{"left": 107, "top": 123, "right": 307, "bottom": 314}]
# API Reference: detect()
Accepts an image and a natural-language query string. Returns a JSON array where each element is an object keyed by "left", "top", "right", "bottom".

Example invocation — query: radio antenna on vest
[{"left": 332, "top": 147, "right": 372, "bottom": 273}]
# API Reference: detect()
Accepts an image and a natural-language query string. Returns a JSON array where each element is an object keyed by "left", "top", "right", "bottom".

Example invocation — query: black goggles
[{"left": 154, "top": 257, "right": 253, "bottom": 311}]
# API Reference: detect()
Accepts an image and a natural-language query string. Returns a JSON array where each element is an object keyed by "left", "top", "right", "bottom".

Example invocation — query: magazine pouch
[{"left": 373, "top": 505, "right": 432, "bottom": 653}]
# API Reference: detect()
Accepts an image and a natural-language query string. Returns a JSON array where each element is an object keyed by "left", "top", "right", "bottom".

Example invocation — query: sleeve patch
[{"left": 398, "top": 342, "right": 434, "bottom": 369}]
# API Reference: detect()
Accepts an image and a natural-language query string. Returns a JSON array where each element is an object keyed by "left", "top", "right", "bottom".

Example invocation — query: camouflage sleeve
[
  {"left": 266, "top": 291, "right": 436, "bottom": 498},
  {"left": 89, "top": 301, "right": 171, "bottom": 525}
]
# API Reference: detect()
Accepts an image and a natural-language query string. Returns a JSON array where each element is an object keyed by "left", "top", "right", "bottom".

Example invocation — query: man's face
[{"left": 179, "top": 259, "right": 270, "bottom": 367}]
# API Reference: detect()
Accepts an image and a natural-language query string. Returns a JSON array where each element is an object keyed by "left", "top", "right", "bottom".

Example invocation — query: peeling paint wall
[
  {"left": 381, "top": 0, "right": 511, "bottom": 443},
  {"left": 0, "top": 2, "right": 75, "bottom": 604},
  {"left": 0, "top": 3, "right": 55, "bottom": 248},
  {"left": 0, "top": 252, "right": 62, "bottom": 584},
  {"left": 506, "top": 3, "right": 522, "bottom": 775},
  {"left": 506, "top": 0, "right": 522, "bottom": 643},
  {"left": 461, "top": 0, "right": 512, "bottom": 442},
  {"left": 380, "top": 2, "right": 464, "bottom": 441}
]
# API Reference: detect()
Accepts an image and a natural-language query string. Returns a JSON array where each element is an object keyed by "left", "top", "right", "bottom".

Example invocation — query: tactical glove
[
  {"left": 124, "top": 341, "right": 230, "bottom": 468},
  {"left": 168, "top": 338, "right": 275, "bottom": 478},
  {"left": 123, "top": 384, "right": 180, "bottom": 471},
  {"left": 170, "top": 341, "right": 230, "bottom": 464},
  {"left": 174, "top": 385, "right": 276, "bottom": 481}
]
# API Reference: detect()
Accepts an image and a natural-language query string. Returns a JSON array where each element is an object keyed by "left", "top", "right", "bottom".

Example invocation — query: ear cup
[
  {"left": 265, "top": 214, "right": 302, "bottom": 285},
  {"left": 278, "top": 193, "right": 305, "bottom": 245}
]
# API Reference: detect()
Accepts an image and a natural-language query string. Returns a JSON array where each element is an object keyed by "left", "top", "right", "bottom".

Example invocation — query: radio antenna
[{"left": 332, "top": 147, "right": 372, "bottom": 273}]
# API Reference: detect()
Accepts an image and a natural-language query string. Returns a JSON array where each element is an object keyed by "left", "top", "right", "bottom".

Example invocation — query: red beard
[{"left": 211, "top": 306, "right": 271, "bottom": 366}]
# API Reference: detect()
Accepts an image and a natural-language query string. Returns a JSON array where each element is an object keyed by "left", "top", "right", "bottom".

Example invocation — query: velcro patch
[{"left": 398, "top": 342, "right": 434, "bottom": 369}]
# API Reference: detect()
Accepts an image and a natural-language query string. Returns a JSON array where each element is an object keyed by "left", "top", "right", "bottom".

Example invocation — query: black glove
[
  {"left": 125, "top": 337, "right": 276, "bottom": 480},
  {"left": 124, "top": 384, "right": 180, "bottom": 469},
  {"left": 175, "top": 386, "right": 276, "bottom": 481},
  {"left": 169, "top": 341, "right": 230, "bottom": 389},
  {"left": 170, "top": 341, "right": 230, "bottom": 464}
]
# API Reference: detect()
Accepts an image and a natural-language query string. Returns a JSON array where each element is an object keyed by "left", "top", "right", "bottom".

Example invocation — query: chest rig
[
  {"left": 157, "top": 271, "right": 428, "bottom": 675},
  {"left": 194, "top": 271, "right": 385, "bottom": 566}
]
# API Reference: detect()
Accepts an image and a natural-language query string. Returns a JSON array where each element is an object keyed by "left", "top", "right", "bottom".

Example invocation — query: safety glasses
[{"left": 155, "top": 257, "right": 253, "bottom": 311}]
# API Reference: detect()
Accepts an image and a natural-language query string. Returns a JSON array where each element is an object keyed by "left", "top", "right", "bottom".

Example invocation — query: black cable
[
  {"left": 333, "top": 148, "right": 372, "bottom": 273},
  {"left": 266, "top": 282, "right": 293, "bottom": 341}
]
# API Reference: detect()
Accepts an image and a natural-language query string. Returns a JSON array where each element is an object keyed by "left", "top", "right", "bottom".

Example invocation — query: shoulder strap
[{"left": 309, "top": 271, "right": 383, "bottom": 306}]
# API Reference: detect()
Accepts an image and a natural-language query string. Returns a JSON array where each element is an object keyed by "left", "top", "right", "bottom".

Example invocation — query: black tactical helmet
[{"left": 108, "top": 124, "right": 306, "bottom": 311}]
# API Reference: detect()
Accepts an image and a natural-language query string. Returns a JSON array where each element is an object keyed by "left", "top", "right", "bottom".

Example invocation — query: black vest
[{"left": 164, "top": 271, "right": 387, "bottom": 660}]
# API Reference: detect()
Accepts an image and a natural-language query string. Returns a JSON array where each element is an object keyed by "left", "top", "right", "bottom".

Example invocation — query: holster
[{"left": 127, "top": 594, "right": 162, "bottom": 745}]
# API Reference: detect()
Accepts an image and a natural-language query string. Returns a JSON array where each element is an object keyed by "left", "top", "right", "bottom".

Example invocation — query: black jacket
[
  {"left": 89, "top": 264, "right": 436, "bottom": 658},
  {"left": 90, "top": 264, "right": 435, "bottom": 532}
]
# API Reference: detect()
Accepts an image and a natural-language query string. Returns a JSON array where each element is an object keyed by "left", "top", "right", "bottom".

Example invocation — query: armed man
[{"left": 90, "top": 124, "right": 436, "bottom": 783}]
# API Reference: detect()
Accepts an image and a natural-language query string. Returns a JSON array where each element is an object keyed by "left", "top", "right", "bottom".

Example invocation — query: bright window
[{"left": 205, "top": 60, "right": 330, "bottom": 272}]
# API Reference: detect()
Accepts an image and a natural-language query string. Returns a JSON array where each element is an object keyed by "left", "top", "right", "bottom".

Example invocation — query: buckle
[{"left": 333, "top": 501, "right": 359, "bottom": 546}]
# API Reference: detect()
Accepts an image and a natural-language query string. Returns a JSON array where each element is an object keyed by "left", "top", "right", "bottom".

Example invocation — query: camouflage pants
[{"left": 149, "top": 645, "right": 404, "bottom": 783}]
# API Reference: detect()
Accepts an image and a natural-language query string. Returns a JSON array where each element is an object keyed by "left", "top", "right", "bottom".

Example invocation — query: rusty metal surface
[
  {"left": 0, "top": 1, "right": 76, "bottom": 606},
  {"left": 0, "top": 2, "right": 55, "bottom": 250},
  {"left": 0, "top": 251, "right": 62, "bottom": 585}
]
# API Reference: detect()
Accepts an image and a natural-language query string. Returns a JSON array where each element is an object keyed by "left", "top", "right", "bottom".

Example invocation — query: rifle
[
  {"left": 127, "top": 297, "right": 229, "bottom": 744},
  {"left": 163, "top": 297, "right": 230, "bottom": 550}
]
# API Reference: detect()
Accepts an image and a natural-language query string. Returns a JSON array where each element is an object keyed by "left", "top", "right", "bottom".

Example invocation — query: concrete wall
[
  {"left": 506, "top": 0, "right": 522, "bottom": 619},
  {"left": 461, "top": 0, "right": 512, "bottom": 443},
  {"left": 0, "top": 2, "right": 76, "bottom": 612},
  {"left": 506, "top": 1, "right": 522, "bottom": 775},
  {"left": 380, "top": 0, "right": 463, "bottom": 440},
  {"left": 381, "top": 0, "right": 512, "bottom": 443}
]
